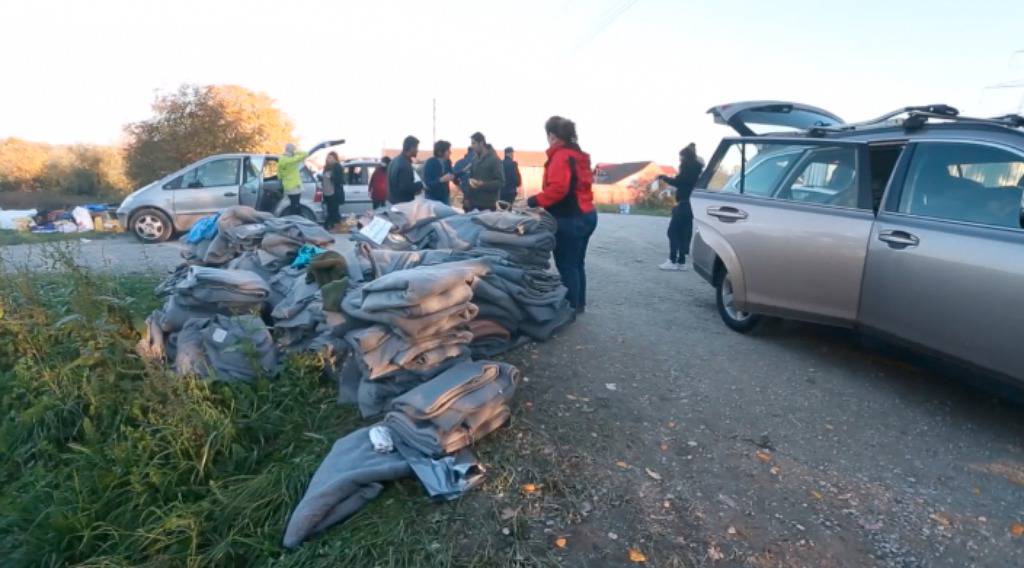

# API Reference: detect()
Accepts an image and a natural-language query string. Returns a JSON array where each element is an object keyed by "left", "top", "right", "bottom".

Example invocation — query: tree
[
  {"left": 123, "top": 84, "right": 296, "bottom": 186},
  {"left": 0, "top": 138, "right": 51, "bottom": 191}
]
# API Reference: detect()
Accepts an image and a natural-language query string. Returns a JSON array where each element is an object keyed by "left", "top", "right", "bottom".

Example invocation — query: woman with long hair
[
  {"left": 657, "top": 143, "right": 704, "bottom": 270},
  {"left": 322, "top": 151, "right": 344, "bottom": 229},
  {"left": 527, "top": 116, "right": 598, "bottom": 313}
]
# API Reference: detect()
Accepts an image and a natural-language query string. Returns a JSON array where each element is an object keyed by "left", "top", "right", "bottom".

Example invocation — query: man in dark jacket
[
  {"left": 465, "top": 132, "right": 504, "bottom": 211},
  {"left": 387, "top": 136, "right": 424, "bottom": 204},
  {"left": 501, "top": 146, "right": 522, "bottom": 204}
]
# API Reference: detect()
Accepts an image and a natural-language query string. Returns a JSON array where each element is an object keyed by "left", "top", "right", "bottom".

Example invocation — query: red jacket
[
  {"left": 529, "top": 142, "right": 595, "bottom": 216},
  {"left": 369, "top": 166, "right": 388, "bottom": 201}
]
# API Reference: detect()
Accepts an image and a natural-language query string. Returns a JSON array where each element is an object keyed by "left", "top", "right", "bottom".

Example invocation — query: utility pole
[{"left": 432, "top": 98, "right": 437, "bottom": 144}]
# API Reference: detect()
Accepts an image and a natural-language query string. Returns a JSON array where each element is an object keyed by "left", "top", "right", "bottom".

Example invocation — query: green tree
[{"left": 123, "top": 84, "right": 296, "bottom": 186}]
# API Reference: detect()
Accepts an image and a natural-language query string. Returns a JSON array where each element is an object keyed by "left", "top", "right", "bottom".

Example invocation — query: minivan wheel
[
  {"left": 715, "top": 269, "right": 762, "bottom": 333},
  {"left": 130, "top": 208, "right": 173, "bottom": 243}
]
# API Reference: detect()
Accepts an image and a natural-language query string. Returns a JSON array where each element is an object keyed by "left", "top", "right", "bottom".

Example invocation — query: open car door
[{"left": 708, "top": 101, "right": 844, "bottom": 136}]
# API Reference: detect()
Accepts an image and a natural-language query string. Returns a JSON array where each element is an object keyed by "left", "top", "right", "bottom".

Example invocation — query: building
[{"left": 592, "top": 161, "right": 676, "bottom": 205}]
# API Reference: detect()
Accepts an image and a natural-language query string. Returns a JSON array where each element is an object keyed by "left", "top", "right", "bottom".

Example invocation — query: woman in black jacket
[
  {"left": 323, "top": 151, "right": 345, "bottom": 229},
  {"left": 658, "top": 143, "right": 704, "bottom": 271}
]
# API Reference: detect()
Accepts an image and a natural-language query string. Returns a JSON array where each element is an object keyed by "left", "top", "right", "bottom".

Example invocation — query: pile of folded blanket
[
  {"left": 338, "top": 260, "right": 489, "bottom": 418},
  {"left": 139, "top": 197, "right": 585, "bottom": 550},
  {"left": 471, "top": 209, "right": 558, "bottom": 269}
]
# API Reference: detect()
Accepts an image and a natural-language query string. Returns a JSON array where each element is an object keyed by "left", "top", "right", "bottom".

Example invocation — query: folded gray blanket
[
  {"left": 282, "top": 426, "right": 412, "bottom": 549},
  {"left": 360, "top": 260, "right": 489, "bottom": 303},
  {"left": 174, "top": 266, "right": 270, "bottom": 308},
  {"left": 174, "top": 314, "right": 277, "bottom": 381},
  {"left": 384, "top": 360, "right": 519, "bottom": 457}
]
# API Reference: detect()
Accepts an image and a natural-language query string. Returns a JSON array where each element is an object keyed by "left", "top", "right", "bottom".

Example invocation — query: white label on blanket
[
  {"left": 359, "top": 217, "right": 394, "bottom": 245},
  {"left": 212, "top": 328, "right": 228, "bottom": 343}
]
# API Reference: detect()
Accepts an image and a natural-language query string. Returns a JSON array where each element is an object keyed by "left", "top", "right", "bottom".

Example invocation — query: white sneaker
[
  {"left": 678, "top": 263, "right": 689, "bottom": 271},
  {"left": 658, "top": 260, "right": 680, "bottom": 271}
]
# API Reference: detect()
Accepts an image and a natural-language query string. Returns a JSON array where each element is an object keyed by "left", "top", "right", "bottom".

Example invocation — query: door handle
[
  {"left": 707, "top": 206, "right": 748, "bottom": 221},
  {"left": 223, "top": 192, "right": 238, "bottom": 197},
  {"left": 878, "top": 230, "right": 919, "bottom": 248}
]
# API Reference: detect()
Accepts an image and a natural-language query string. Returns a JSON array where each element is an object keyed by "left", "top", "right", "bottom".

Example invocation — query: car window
[
  {"left": 163, "top": 175, "right": 184, "bottom": 190},
  {"left": 262, "top": 160, "right": 279, "bottom": 180},
  {"left": 181, "top": 158, "right": 240, "bottom": 188},
  {"left": 898, "top": 142, "right": 1024, "bottom": 229},
  {"left": 346, "top": 166, "right": 369, "bottom": 185},
  {"left": 300, "top": 166, "right": 315, "bottom": 184},
  {"left": 777, "top": 146, "right": 861, "bottom": 208},
  {"left": 723, "top": 150, "right": 800, "bottom": 196},
  {"left": 242, "top": 158, "right": 261, "bottom": 192}
]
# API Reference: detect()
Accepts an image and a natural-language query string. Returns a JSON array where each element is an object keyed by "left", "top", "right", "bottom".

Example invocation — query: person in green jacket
[
  {"left": 466, "top": 132, "right": 505, "bottom": 211},
  {"left": 277, "top": 139, "right": 344, "bottom": 217},
  {"left": 278, "top": 143, "right": 309, "bottom": 216}
]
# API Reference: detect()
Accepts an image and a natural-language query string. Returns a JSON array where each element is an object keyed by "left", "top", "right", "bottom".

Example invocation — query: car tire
[
  {"left": 299, "top": 206, "right": 318, "bottom": 223},
  {"left": 129, "top": 208, "right": 173, "bottom": 243},
  {"left": 715, "top": 269, "right": 763, "bottom": 333}
]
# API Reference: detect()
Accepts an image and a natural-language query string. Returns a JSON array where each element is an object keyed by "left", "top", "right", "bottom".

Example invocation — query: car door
[
  {"left": 239, "top": 155, "right": 264, "bottom": 209},
  {"left": 170, "top": 157, "right": 242, "bottom": 229},
  {"left": 859, "top": 140, "right": 1024, "bottom": 379},
  {"left": 692, "top": 139, "right": 875, "bottom": 324},
  {"left": 342, "top": 163, "right": 371, "bottom": 209}
]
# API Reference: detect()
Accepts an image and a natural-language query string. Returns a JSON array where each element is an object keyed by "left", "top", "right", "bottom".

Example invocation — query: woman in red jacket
[
  {"left": 369, "top": 156, "right": 390, "bottom": 209},
  {"left": 527, "top": 116, "right": 598, "bottom": 313}
]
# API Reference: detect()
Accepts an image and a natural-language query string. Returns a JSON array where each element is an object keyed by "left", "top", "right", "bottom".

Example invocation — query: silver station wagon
[{"left": 690, "top": 101, "right": 1024, "bottom": 381}]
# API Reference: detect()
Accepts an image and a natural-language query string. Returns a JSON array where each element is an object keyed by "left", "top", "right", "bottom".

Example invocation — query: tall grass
[{"left": 0, "top": 251, "right": 496, "bottom": 567}]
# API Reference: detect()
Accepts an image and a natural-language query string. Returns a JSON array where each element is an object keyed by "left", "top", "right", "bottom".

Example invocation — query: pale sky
[{"left": 3, "top": 0, "right": 1023, "bottom": 169}]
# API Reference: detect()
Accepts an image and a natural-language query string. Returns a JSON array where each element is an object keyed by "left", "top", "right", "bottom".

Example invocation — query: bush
[{"left": 0, "top": 138, "right": 131, "bottom": 197}]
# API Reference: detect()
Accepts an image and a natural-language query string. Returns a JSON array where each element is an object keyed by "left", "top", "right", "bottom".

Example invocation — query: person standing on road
[
  {"left": 278, "top": 139, "right": 343, "bottom": 217},
  {"left": 527, "top": 116, "right": 597, "bottom": 313},
  {"left": 369, "top": 156, "right": 390, "bottom": 209},
  {"left": 465, "top": 132, "right": 504, "bottom": 211},
  {"left": 501, "top": 146, "right": 522, "bottom": 205},
  {"left": 278, "top": 143, "right": 309, "bottom": 216},
  {"left": 657, "top": 143, "right": 704, "bottom": 271},
  {"left": 387, "top": 136, "right": 424, "bottom": 204},
  {"left": 322, "top": 151, "right": 345, "bottom": 229},
  {"left": 423, "top": 140, "right": 455, "bottom": 204},
  {"left": 451, "top": 146, "right": 475, "bottom": 207}
]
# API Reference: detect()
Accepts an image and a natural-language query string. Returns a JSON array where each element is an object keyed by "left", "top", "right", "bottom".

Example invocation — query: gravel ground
[{"left": 4, "top": 216, "right": 1022, "bottom": 566}]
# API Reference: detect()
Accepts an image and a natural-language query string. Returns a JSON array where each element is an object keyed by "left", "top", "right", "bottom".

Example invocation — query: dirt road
[{"left": 5, "top": 217, "right": 1022, "bottom": 566}]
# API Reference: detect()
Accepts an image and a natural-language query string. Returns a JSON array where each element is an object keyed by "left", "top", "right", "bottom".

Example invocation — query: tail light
[{"left": 313, "top": 186, "right": 323, "bottom": 203}]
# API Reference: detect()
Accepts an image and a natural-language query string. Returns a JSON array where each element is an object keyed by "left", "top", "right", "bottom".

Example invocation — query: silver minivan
[
  {"left": 690, "top": 101, "right": 1024, "bottom": 381},
  {"left": 117, "top": 153, "right": 327, "bottom": 242}
]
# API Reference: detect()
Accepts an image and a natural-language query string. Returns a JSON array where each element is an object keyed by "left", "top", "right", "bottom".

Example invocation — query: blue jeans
[{"left": 553, "top": 211, "right": 598, "bottom": 309}]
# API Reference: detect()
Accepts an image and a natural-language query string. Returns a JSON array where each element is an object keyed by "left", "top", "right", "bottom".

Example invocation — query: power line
[{"left": 571, "top": 0, "right": 641, "bottom": 53}]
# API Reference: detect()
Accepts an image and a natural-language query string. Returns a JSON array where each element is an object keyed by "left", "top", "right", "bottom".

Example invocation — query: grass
[
  {"left": 596, "top": 203, "right": 671, "bottom": 217},
  {"left": 0, "top": 248, "right": 566, "bottom": 567},
  {"left": 0, "top": 230, "right": 120, "bottom": 247}
]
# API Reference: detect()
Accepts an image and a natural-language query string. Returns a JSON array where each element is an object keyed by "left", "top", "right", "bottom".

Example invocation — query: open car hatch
[{"left": 708, "top": 101, "right": 844, "bottom": 136}]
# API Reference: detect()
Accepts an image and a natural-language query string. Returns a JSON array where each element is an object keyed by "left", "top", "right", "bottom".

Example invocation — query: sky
[{"left": 3, "top": 0, "right": 1024, "bottom": 169}]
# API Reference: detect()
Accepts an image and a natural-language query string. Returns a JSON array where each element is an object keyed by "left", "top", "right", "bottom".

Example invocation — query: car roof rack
[{"left": 808, "top": 104, "right": 1024, "bottom": 136}]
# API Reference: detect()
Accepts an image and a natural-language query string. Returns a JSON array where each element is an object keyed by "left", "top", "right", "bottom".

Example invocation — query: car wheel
[
  {"left": 299, "top": 206, "right": 318, "bottom": 223},
  {"left": 715, "top": 269, "right": 762, "bottom": 333},
  {"left": 129, "top": 208, "right": 173, "bottom": 243}
]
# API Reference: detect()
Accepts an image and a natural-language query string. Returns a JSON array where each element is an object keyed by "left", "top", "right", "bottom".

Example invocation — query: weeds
[
  {"left": 0, "top": 253, "right": 448, "bottom": 567},
  {"left": 0, "top": 249, "right": 566, "bottom": 567}
]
